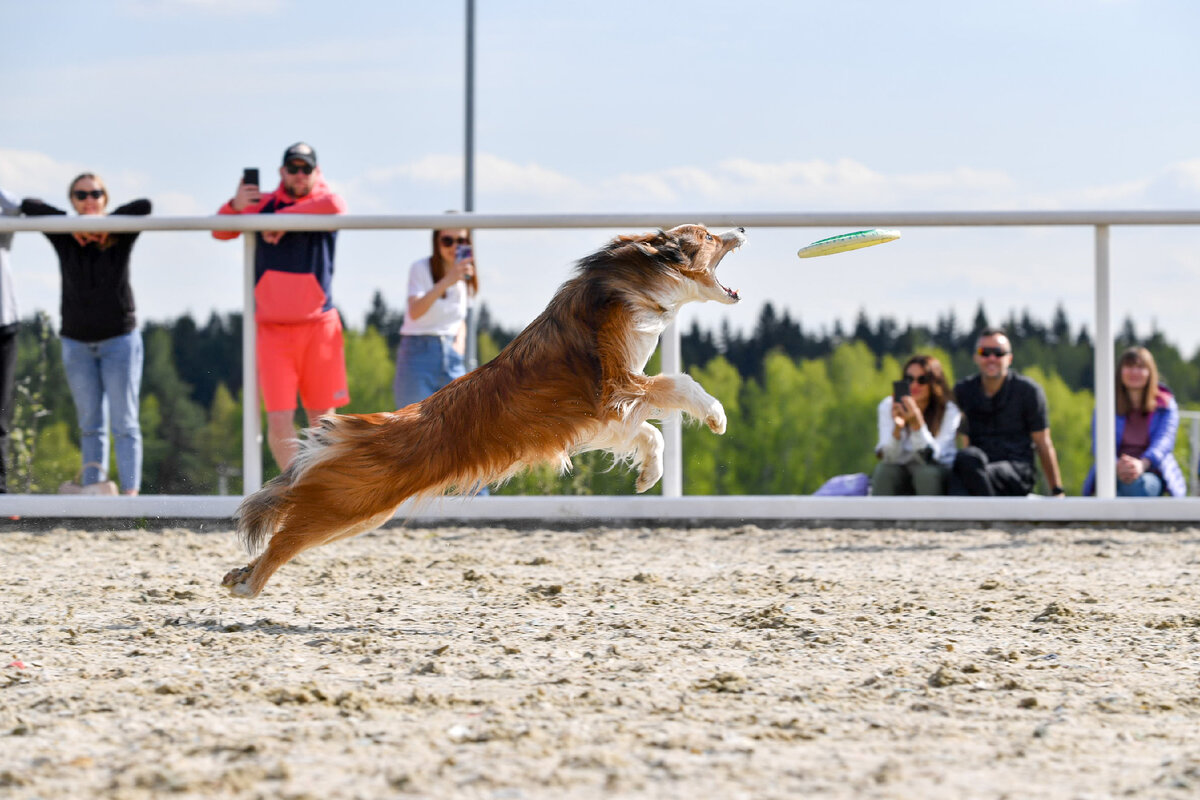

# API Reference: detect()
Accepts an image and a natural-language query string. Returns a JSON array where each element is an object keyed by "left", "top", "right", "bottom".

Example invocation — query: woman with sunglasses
[
  {"left": 1082, "top": 346, "right": 1185, "bottom": 497},
  {"left": 392, "top": 226, "right": 479, "bottom": 409},
  {"left": 20, "top": 174, "right": 151, "bottom": 495},
  {"left": 872, "top": 354, "right": 960, "bottom": 495}
]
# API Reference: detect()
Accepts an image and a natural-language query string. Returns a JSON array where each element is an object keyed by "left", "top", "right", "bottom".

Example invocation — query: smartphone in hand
[
  {"left": 242, "top": 168, "right": 259, "bottom": 187},
  {"left": 892, "top": 379, "right": 911, "bottom": 403},
  {"left": 456, "top": 244, "right": 473, "bottom": 261}
]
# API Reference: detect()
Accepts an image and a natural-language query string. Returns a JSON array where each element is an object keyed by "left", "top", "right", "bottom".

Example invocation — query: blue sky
[{"left": 3, "top": 0, "right": 1200, "bottom": 357}]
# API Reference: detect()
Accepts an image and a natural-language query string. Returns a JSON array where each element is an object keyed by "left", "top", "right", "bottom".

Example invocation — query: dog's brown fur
[{"left": 222, "top": 224, "right": 745, "bottom": 597}]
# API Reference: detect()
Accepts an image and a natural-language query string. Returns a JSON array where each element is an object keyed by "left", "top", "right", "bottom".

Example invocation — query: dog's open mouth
[{"left": 715, "top": 229, "right": 745, "bottom": 301}]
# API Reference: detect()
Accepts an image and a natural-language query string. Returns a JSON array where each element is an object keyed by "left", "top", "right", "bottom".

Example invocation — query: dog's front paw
[{"left": 704, "top": 400, "right": 727, "bottom": 435}]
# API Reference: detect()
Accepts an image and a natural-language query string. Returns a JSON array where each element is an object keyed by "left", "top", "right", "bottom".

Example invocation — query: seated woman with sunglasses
[
  {"left": 872, "top": 354, "right": 961, "bottom": 495},
  {"left": 392, "top": 226, "right": 479, "bottom": 409},
  {"left": 20, "top": 173, "right": 151, "bottom": 495}
]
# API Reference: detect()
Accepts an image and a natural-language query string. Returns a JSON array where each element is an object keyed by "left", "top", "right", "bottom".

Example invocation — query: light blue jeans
[
  {"left": 1117, "top": 472, "right": 1163, "bottom": 497},
  {"left": 393, "top": 333, "right": 488, "bottom": 495},
  {"left": 393, "top": 334, "right": 464, "bottom": 409},
  {"left": 61, "top": 330, "right": 143, "bottom": 492}
]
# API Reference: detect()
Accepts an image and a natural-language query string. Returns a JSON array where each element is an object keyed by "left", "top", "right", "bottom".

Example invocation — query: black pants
[
  {"left": 950, "top": 445, "right": 1035, "bottom": 496},
  {"left": 0, "top": 323, "right": 17, "bottom": 493}
]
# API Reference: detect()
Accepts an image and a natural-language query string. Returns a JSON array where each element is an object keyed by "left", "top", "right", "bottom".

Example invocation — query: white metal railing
[
  {"left": 1182, "top": 410, "right": 1200, "bottom": 497},
  {"left": 3, "top": 210, "right": 1200, "bottom": 522}
]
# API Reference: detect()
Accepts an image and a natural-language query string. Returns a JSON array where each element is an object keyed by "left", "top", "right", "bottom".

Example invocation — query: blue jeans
[
  {"left": 393, "top": 334, "right": 464, "bottom": 409},
  {"left": 61, "top": 330, "right": 143, "bottom": 492},
  {"left": 392, "top": 333, "right": 488, "bottom": 495},
  {"left": 1117, "top": 472, "right": 1163, "bottom": 497}
]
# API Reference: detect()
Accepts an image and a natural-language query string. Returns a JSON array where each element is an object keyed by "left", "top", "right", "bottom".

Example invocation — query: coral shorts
[{"left": 257, "top": 309, "right": 350, "bottom": 413}]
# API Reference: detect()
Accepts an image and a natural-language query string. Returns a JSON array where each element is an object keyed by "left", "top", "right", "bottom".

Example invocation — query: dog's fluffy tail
[
  {"left": 234, "top": 470, "right": 293, "bottom": 554},
  {"left": 233, "top": 409, "right": 471, "bottom": 554}
]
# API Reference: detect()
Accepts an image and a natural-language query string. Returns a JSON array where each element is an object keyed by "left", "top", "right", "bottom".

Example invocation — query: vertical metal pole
[
  {"left": 463, "top": 0, "right": 479, "bottom": 371},
  {"left": 464, "top": 0, "right": 475, "bottom": 214},
  {"left": 1190, "top": 416, "right": 1199, "bottom": 496},
  {"left": 242, "top": 234, "right": 262, "bottom": 493},
  {"left": 661, "top": 321, "right": 683, "bottom": 497},
  {"left": 1094, "top": 225, "right": 1116, "bottom": 499}
]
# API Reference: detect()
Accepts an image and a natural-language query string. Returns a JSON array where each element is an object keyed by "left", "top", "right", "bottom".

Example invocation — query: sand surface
[{"left": 3, "top": 523, "right": 1200, "bottom": 799}]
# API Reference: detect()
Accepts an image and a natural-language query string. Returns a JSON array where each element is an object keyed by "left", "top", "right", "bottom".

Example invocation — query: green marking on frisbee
[{"left": 796, "top": 228, "right": 901, "bottom": 258}]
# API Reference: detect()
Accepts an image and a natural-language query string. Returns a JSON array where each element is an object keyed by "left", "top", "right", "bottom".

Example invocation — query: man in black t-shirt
[{"left": 951, "top": 329, "right": 1066, "bottom": 497}]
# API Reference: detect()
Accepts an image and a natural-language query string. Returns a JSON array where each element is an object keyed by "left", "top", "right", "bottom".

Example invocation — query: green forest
[{"left": 8, "top": 295, "right": 1200, "bottom": 496}]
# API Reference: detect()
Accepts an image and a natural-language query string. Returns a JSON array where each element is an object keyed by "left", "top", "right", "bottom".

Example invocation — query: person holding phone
[
  {"left": 872, "top": 354, "right": 960, "bottom": 495},
  {"left": 391, "top": 225, "right": 479, "bottom": 409},
  {"left": 20, "top": 174, "right": 152, "bottom": 495},
  {"left": 213, "top": 142, "right": 349, "bottom": 472}
]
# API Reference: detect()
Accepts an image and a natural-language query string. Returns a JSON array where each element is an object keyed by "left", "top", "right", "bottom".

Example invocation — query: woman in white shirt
[
  {"left": 392, "top": 227, "right": 479, "bottom": 408},
  {"left": 872, "top": 354, "right": 961, "bottom": 495}
]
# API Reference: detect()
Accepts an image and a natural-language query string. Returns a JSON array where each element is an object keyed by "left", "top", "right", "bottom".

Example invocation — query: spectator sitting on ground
[
  {"left": 951, "top": 328, "right": 1065, "bottom": 497},
  {"left": 1083, "top": 346, "right": 1185, "bottom": 497},
  {"left": 872, "top": 354, "right": 960, "bottom": 495}
]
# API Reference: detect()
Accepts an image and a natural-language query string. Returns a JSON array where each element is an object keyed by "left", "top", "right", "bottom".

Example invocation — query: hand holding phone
[
  {"left": 232, "top": 168, "right": 262, "bottom": 212},
  {"left": 892, "top": 379, "right": 911, "bottom": 403},
  {"left": 455, "top": 243, "right": 473, "bottom": 262}
]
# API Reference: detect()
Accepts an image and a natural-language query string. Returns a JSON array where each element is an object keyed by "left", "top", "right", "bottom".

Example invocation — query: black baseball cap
[{"left": 282, "top": 142, "right": 317, "bottom": 167}]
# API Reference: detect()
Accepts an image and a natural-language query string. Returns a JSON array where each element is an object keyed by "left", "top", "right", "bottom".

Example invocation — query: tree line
[{"left": 9, "top": 295, "right": 1198, "bottom": 496}]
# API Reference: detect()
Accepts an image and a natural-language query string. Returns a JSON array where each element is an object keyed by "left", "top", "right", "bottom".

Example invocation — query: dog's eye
[{"left": 705, "top": 234, "right": 713, "bottom": 241}]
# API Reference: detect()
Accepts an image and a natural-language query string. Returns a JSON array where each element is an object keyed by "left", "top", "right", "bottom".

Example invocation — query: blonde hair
[{"left": 68, "top": 172, "right": 108, "bottom": 207}]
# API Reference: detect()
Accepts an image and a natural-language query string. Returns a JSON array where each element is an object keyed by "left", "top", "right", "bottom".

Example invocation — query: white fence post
[
  {"left": 1093, "top": 226, "right": 1116, "bottom": 499},
  {"left": 242, "top": 235, "right": 262, "bottom": 494},
  {"left": 660, "top": 320, "right": 683, "bottom": 497}
]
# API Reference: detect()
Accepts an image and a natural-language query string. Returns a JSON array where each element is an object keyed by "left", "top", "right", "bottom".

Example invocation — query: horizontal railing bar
[
  {"left": 4, "top": 209, "right": 1200, "bottom": 234},
  {"left": 6, "top": 494, "right": 1200, "bottom": 523}
]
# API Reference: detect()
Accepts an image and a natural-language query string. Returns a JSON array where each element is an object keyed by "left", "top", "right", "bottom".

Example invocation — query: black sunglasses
[
  {"left": 439, "top": 235, "right": 470, "bottom": 247},
  {"left": 977, "top": 346, "right": 1010, "bottom": 358},
  {"left": 73, "top": 189, "right": 105, "bottom": 200},
  {"left": 284, "top": 163, "right": 314, "bottom": 175},
  {"left": 903, "top": 373, "right": 931, "bottom": 385}
]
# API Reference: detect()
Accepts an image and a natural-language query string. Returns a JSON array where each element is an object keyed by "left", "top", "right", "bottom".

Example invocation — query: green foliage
[
  {"left": 11, "top": 300, "right": 1200, "bottom": 496},
  {"left": 30, "top": 421, "right": 80, "bottom": 492},
  {"left": 1024, "top": 366, "right": 1092, "bottom": 495},
  {"left": 344, "top": 326, "right": 395, "bottom": 414}
]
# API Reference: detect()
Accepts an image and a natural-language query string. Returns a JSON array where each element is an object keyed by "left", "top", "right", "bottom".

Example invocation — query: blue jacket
[{"left": 1083, "top": 385, "right": 1186, "bottom": 497}]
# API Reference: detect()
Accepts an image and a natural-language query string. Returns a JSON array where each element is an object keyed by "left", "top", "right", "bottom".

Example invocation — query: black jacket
[{"left": 21, "top": 198, "right": 152, "bottom": 342}]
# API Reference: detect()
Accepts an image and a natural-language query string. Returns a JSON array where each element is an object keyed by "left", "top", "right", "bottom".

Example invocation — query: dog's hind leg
[
  {"left": 630, "top": 421, "right": 665, "bottom": 493},
  {"left": 223, "top": 507, "right": 400, "bottom": 598}
]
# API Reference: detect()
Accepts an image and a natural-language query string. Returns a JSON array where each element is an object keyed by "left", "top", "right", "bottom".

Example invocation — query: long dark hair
[
  {"left": 429, "top": 228, "right": 478, "bottom": 296},
  {"left": 903, "top": 354, "right": 953, "bottom": 436}
]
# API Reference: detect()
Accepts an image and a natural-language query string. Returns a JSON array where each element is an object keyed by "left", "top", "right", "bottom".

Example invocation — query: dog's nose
[{"left": 737, "top": 227, "right": 745, "bottom": 233}]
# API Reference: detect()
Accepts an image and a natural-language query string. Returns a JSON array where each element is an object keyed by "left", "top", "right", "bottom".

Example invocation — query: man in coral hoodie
[{"left": 214, "top": 142, "right": 349, "bottom": 472}]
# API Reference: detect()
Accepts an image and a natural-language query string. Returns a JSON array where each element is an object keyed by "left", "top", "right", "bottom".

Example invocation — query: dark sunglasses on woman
[
  {"left": 903, "top": 374, "right": 931, "bottom": 385},
  {"left": 439, "top": 235, "right": 470, "bottom": 247},
  {"left": 73, "top": 189, "right": 105, "bottom": 200}
]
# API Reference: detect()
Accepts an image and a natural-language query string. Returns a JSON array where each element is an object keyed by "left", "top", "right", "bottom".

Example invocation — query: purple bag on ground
[{"left": 813, "top": 472, "right": 870, "bottom": 496}]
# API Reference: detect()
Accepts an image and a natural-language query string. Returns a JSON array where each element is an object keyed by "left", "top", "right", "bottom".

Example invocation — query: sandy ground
[{"left": 3, "top": 522, "right": 1200, "bottom": 799}]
